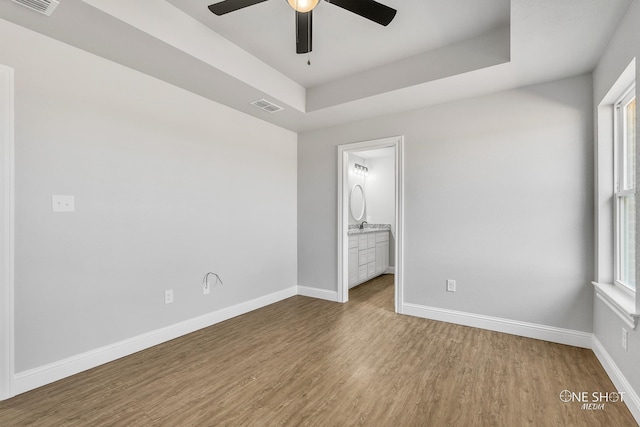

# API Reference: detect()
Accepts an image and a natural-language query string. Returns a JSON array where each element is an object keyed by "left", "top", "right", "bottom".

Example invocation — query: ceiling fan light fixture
[{"left": 287, "top": 0, "right": 319, "bottom": 13}]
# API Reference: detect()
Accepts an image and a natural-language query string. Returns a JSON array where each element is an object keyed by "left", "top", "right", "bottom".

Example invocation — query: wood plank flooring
[{"left": 1, "top": 274, "right": 637, "bottom": 426}]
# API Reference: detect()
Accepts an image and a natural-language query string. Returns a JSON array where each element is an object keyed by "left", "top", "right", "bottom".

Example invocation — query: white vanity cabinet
[
  {"left": 375, "top": 232, "right": 389, "bottom": 276},
  {"left": 348, "top": 230, "right": 389, "bottom": 288},
  {"left": 348, "top": 237, "right": 359, "bottom": 286}
]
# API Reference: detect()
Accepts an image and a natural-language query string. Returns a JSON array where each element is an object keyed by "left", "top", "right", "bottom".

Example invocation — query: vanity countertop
[{"left": 347, "top": 224, "right": 391, "bottom": 235}]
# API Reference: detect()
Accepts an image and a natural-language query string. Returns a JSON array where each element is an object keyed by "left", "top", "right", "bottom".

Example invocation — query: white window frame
[
  {"left": 594, "top": 60, "right": 638, "bottom": 330},
  {"left": 613, "top": 84, "right": 636, "bottom": 296}
]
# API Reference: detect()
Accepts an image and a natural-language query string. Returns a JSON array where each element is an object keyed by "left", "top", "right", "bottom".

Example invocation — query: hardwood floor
[{"left": 1, "top": 274, "right": 637, "bottom": 426}]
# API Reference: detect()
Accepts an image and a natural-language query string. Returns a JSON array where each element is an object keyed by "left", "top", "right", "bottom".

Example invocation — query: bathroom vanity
[{"left": 347, "top": 225, "right": 390, "bottom": 288}]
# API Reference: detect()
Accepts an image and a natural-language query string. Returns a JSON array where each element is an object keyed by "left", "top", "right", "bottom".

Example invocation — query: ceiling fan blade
[
  {"left": 208, "top": 0, "right": 268, "bottom": 16},
  {"left": 325, "top": 0, "right": 396, "bottom": 26},
  {"left": 296, "top": 11, "right": 312, "bottom": 54}
]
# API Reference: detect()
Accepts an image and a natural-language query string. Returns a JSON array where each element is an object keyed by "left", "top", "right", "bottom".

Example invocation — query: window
[
  {"left": 615, "top": 86, "right": 636, "bottom": 292},
  {"left": 594, "top": 61, "right": 637, "bottom": 328}
]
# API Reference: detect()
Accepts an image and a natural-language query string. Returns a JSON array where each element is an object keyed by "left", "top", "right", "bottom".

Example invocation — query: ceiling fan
[{"left": 207, "top": 0, "right": 397, "bottom": 54}]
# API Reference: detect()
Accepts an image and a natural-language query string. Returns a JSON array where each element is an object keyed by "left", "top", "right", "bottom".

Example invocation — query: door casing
[{"left": 337, "top": 136, "right": 404, "bottom": 312}]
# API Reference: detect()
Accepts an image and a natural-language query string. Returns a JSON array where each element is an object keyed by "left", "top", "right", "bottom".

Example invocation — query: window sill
[{"left": 592, "top": 281, "right": 638, "bottom": 329}]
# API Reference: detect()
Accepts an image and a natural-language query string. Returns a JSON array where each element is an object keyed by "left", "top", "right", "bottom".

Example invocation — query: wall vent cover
[
  {"left": 251, "top": 99, "right": 284, "bottom": 113},
  {"left": 11, "top": 0, "right": 59, "bottom": 16}
]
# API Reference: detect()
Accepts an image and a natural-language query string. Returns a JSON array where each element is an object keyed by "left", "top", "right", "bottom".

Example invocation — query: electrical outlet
[
  {"left": 622, "top": 328, "right": 628, "bottom": 351},
  {"left": 203, "top": 281, "right": 210, "bottom": 295},
  {"left": 52, "top": 195, "right": 75, "bottom": 212},
  {"left": 446, "top": 279, "right": 456, "bottom": 292},
  {"left": 165, "top": 289, "right": 174, "bottom": 304}
]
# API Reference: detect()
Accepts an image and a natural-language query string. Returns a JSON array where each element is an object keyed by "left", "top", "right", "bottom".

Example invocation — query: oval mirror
[{"left": 350, "top": 184, "right": 366, "bottom": 221}]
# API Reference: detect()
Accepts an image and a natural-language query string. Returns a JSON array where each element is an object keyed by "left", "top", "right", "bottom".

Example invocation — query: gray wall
[
  {"left": 592, "top": 0, "right": 640, "bottom": 402},
  {"left": 2, "top": 20, "right": 297, "bottom": 372},
  {"left": 299, "top": 74, "right": 594, "bottom": 332},
  {"left": 363, "top": 155, "right": 395, "bottom": 228}
]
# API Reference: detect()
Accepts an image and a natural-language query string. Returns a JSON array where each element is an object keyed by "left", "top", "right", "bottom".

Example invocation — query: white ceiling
[
  {"left": 167, "top": 0, "right": 510, "bottom": 88},
  {"left": 356, "top": 147, "right": 394, "bottom": 159},
  {"left": 0, "top": 0, "right": 634, "bottom": 132}
]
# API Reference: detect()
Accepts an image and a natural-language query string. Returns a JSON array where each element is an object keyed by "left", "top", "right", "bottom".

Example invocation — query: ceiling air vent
[
  {"left": 11, "top": 0, "right": 59, "bottom": 16},
  {"left": 251, "top": 99, "right": 284, "bottom": 113}
]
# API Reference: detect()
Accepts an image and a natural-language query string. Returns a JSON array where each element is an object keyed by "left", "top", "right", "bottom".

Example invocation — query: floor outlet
[
  {"left": 622, "top": 328, "right": 628, "bottom": 351},
  {"left": 446, "top": 279, "right": 456, "bottom": 292},
  {"left": 165, "top": 289, "right": 174, "bottom": 304}
]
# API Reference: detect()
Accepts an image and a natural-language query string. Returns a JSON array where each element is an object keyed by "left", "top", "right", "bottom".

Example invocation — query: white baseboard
[
  {"left": 385, "top": 267, "right": 395, "bottom": 274},
  {"left": 402, "top": 303, "right": 592, "bottom": 348},
  {"left": 592, "top": 337, "right": 640, "bottom": 425},
  {"left": 297, "top": 286, "right": 339, "bottom": 302},
  {"left": 11, "top": 286, "right": 298, "bottom": 397}
]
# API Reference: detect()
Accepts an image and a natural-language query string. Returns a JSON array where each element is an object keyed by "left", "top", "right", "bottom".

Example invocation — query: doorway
[{"left": 337, "top": 136, "right": 404, "bottom": 313}]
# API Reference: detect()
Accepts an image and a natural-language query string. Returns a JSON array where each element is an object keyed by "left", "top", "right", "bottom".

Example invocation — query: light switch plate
[{"left": 52, "top": 195, "right": 75, "bottom": 212}]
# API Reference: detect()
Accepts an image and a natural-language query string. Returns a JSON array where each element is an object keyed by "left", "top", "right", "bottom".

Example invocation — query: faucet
[{"left": 359, "top": 221, "right": 368, "bottom": 230}]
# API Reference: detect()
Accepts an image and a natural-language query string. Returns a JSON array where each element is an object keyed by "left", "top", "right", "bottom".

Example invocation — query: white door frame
[
  {"left": 337, "top": 136, "right": 404, "bottom": 313},
  {"left": 0, "top": 65, "right": 15, "bottom": 400}
]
